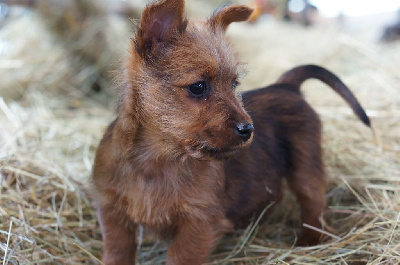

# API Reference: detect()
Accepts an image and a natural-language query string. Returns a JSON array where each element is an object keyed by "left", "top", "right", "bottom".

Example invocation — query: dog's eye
[
  {"left": 232, "top": 81, "right": 240, "bottom": 89},
  {"left": 188, "top": 81, "right": 208, "bottom": 98}
]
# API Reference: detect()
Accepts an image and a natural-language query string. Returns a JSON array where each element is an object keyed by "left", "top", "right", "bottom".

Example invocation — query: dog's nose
[{"left": 235, "top": 123, "right": 254, "bottom": 142}]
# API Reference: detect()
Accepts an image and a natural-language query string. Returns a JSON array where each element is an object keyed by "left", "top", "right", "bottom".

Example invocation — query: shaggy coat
[{"left": 91, "top": 0, "right": 370, "bottom": 264}]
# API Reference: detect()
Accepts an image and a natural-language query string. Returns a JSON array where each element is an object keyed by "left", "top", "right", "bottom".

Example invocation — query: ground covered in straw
[{"left": 1, "top": 5, "right": 399, "bottom": 265}]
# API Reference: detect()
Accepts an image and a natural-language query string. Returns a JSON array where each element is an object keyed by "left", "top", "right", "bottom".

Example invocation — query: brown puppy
[{"left": 91, "top": 1, "right": 370, "bottom": 264}]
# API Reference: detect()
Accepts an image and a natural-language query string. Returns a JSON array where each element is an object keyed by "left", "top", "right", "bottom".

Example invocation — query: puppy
[{"left": 91, "top": 1, "right": 370, "bottom": 264}]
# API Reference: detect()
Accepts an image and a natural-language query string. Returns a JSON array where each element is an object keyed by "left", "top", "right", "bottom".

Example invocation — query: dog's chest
[{"left": 119, "top": 159, "right": 225, "bottom": 227}]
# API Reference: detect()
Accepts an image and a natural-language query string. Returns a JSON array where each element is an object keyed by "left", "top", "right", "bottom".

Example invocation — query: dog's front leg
[
  {"left": 166, "top": 217, "right": 231, "bottom": 265},
  {"left": 98, "top": 207, "right": 137, "bottom": 265}
]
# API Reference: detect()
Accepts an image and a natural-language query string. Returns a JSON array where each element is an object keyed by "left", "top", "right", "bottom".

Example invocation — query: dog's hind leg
[
  {"left": 288, "top": 143, "right": 326, "bottom": 245},
  {"left": 286, "top": 118, "right": 327, "bottom": 246}
]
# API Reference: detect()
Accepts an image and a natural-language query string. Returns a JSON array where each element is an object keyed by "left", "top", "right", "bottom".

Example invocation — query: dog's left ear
[
  {"left": 135, "top": 0, "right": 187, "bottom": 58},
  {"left": 208, "top": 4, "right": 253, "bottom": 32}
]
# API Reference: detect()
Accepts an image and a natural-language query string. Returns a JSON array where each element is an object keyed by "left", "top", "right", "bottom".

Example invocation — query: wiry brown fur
[{"left": 91, "top": 1, "right": 370, "bottom": 264}]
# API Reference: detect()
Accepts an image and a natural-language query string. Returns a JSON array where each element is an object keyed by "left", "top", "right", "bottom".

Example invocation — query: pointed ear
[
  {"left": 208, "top": 4, "right": 254, "bottom": 32},
  {"left": 135, "top": 0, "right": 187, "bottom": 58}
]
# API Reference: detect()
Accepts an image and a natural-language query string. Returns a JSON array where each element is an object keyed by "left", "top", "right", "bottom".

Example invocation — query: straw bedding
[{"left": 0, "top": 2, "right": 399, "bottom": 264}]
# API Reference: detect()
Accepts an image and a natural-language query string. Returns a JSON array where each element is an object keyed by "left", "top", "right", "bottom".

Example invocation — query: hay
[
  {"left": 0, "top": 95, "right": 111, "bottom": 264},
  {"left": 0, "top": 0, "right": 133, "bottom": 104},
  {"left": 1, "top": 3, "right": 400, "bottom": 264}
]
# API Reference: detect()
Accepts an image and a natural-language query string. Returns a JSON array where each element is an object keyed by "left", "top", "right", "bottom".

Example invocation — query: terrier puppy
[{"left": 91, "top": 1, "right": 370, "bottom": 264}]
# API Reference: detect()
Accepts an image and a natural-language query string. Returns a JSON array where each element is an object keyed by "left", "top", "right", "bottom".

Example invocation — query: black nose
[{"left": 235, "top": 123, "right": 254, "bottom": 142}]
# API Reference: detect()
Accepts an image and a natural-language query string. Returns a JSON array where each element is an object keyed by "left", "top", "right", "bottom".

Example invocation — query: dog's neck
[
  {"left": 114, "top": 120, "right": 225, "bottom": 192},
  {"left": 133, "top": 123, "right": 188, "bottom": 163}
]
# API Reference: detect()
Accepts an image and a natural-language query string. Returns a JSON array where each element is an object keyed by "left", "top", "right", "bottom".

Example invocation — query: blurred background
[
  {"left": 0, "top": 0, "right": 399, "bottom": 264},
  {"left": 0, "top": 0, "right": 399, "bottom": 104}
]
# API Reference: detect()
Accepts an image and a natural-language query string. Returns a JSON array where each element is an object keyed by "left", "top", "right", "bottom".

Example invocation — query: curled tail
[{"left": 277, "top": 65, "right": 371, "bottom": 127}]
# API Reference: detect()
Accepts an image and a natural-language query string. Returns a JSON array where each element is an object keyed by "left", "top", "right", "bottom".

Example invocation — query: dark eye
[
  {"left": 232, "top": 81, "right": 239, "bottom": 89},
  {"left": 188, "top": 81, "right": 208, "bottom": 98}
]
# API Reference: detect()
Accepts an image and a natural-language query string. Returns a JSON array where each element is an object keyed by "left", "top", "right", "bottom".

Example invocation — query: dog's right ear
[{"left": 135, "top": 0, "right": 187, "bottom": 59}]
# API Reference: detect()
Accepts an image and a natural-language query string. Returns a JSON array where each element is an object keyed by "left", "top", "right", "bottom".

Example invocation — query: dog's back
[{"left": 224, "top": 65, "right": 370, "bottom": 245}]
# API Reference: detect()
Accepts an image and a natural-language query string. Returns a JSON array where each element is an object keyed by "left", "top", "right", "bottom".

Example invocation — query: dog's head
[{"left": 126, "top": 0, "right": 254, "bottom": 160}]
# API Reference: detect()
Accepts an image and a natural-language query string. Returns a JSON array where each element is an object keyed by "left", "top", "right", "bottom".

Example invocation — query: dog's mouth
[
  {"left": 184, "top": 142, "right": 241, "bottom": 160},
  {"left": 200, "top": 146, "right": 239, "bottom": 160}
]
